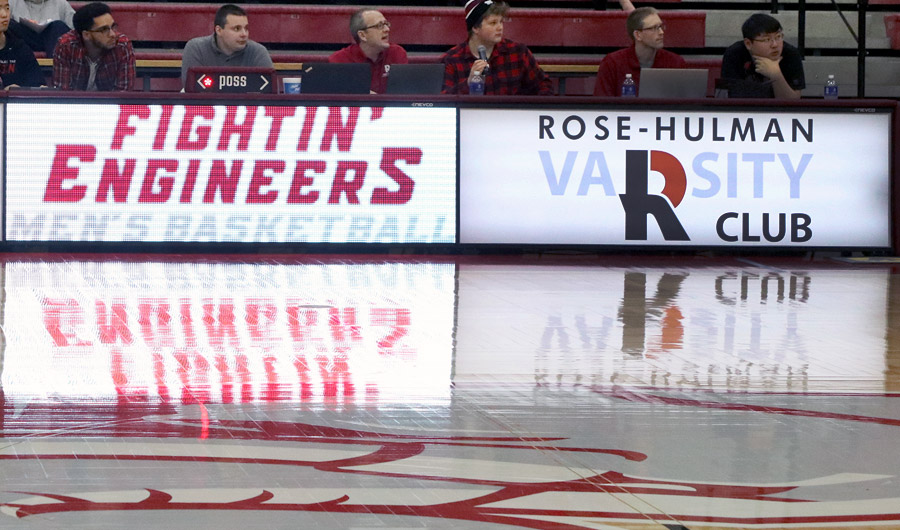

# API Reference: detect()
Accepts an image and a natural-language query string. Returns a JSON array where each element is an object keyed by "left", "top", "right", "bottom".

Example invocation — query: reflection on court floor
[
  {"left": 2, "top": 255, "right": 899, "bottom": 529},
  {"left": 2, "top": 260, "right": 455, "bottom": 405}
]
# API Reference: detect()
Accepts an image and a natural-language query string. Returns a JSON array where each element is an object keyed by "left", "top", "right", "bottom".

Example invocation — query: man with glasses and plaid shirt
[
  {"left": 52, "top": 2, "right": 134, "bottom": 91},
  {"left": 594, "top": 7, "right": 685, "bottom": 97},
  {"left": 329, "top": 9, "right": 407, "bottom": 94},
  {"left": 721, "top": 13, "right": 805, "bottom": 99}
]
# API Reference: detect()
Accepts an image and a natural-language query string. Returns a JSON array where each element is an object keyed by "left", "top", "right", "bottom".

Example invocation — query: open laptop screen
[
  {"left": 385, "top": 64, "right": 445, "bottom": 95},
  {"left": 638, "top": 68, "right": 709, "bottom": 98},
  {"left": 300, "top": 63, "right": 371, "bottom": 94}
]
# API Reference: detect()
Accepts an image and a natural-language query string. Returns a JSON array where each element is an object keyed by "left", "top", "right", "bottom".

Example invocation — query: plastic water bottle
[
  {"left": 469, "top": 70, "right": 485, "bottom": 95},
  {"left": 823, "top": 74, "right": 838, "bottom": 100},
  {"left": 621, "top": 73, "right": 636, "bottom": 97}
]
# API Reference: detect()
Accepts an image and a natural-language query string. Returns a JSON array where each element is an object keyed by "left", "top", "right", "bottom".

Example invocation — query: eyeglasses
[
  {"left": 641, "top": 23, "right": 666, "bottom": 32},
  {"left": 752, "top": 32, "right": 784, "bottom": 44},
  {"left": 363, "top": 20, "right": 390, "bottom": 31},
  {"left": 87, "top": 22, "right": 118, "bottom": 34}
]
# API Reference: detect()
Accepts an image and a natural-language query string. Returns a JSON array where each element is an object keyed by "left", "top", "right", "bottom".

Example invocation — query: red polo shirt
[
  {"left": 594, "top": 45, "right": 686, "bottom": 97},
  {"left": 329, "top": 43, "right": 408, "bottom": 94}
]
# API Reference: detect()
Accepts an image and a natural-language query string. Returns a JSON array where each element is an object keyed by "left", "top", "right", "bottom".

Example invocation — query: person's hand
[
  {"left": 4, "top": 84, "right": 21, "bottom": 91},
  {"left": 752, "top": 55, "right": 783, "bottom": 80},
  {"left": 617, "top": 0, "right": 636, "bottom": 12},
  {"left": 22, "top": 18, "right": 48, "bottom": 31},
  {"left": 468, "top": 59, "right": 488, "bottom": 83}
]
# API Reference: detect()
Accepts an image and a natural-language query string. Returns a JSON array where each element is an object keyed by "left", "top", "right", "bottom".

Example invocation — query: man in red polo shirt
[
  {"left": 329, "top": 8, "right": 407, "bottom": 94},
  {"left": 593, "top": 7, "right": 685, "bottom": 96}
]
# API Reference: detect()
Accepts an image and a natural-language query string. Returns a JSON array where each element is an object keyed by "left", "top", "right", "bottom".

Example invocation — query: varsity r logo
[{"left": 619, "top": 149, "right": 690, "bottom": 241}]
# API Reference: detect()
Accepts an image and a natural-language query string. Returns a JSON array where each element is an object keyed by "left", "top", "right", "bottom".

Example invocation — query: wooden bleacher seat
[
  {"left": 71, "top": 3, "right": 705, "bottom": 49},
  {"left": 506, "top": 9, "right": 704, "bottom": 48},
  {"left": 37, "top": 51, "right": 720, "bottom": 95},
  {"left": 36, "top": 51, "right": 721, "bottom": 95}
]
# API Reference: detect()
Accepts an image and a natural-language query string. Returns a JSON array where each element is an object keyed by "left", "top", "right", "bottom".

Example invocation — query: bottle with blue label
[
  {"left": 823, "top": 74, "right": 838, "bottom": 99},
  {"left": 621, "top": 73, "right": 636, "bottom": 97},
  {"left": 469, "top": 70, "right": 485, "bottom": 95}
]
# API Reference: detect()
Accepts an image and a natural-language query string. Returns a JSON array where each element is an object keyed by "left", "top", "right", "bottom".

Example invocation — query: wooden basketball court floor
[{"left": 1, "top": 252, "right": 899, "bottom": 530}]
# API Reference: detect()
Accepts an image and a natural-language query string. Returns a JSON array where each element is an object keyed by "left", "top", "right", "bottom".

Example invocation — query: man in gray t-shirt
[{"left": 180, "top": 3, "right": 272, "bottom": 89}]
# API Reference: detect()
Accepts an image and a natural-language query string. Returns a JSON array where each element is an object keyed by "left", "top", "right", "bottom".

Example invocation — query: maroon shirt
[
  {"left": 593, "top": 45, "right": 686, "bottom": 97},
  {"left": 441, "top": 38, "right": 552, "bottom": 95},
  {"left": 329, "top": 42, "right": 408, "bottom": 94}
]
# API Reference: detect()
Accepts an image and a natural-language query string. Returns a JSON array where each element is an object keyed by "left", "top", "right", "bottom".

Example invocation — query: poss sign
[{"left": 186, "top": 67, "right": 275, "bottom": 94}]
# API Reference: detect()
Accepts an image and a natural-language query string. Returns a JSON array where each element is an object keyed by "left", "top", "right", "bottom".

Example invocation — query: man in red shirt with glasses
[
  {"left": 52, "top": 1, "right": 134, "bottom": 91},
  {"left": 329, "top": 9, "right": 407, "bottom": 94},
  {"left": 594, "top": 7, "right": 685, "bottom": 97}
]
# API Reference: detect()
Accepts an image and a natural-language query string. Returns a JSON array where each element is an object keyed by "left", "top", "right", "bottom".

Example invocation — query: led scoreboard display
[
  {"left": 5, "top": 102, "right": 458, "bottom": 244},
  {"left": 0, "top": 96, "right": 895, "bottom": 250},
  {"left": 459, "top": 107, "right": 893, "bottom": 248}
]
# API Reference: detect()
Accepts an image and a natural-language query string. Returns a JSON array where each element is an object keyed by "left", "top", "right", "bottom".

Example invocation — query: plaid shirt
[
  {"left": 52, "top": 30, "right": 136, "bottom": 91},
  {"left": 441, "top": 38, "right": 552, "bottom": 95}
]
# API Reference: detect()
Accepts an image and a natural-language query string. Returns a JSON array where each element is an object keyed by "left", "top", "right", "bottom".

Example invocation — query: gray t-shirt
[
  {"left": 180, "top": 34, "right": 273, "bottom": 88},
  {"left": 10, "top": 0, "right": 74, "bottom": 28}
]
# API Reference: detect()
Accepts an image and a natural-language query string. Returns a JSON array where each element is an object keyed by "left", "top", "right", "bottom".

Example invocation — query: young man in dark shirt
[
  {"left": 0, "top": 0, "right": 44, "bottom": 89},
  {"left": 180, "top": 4, "right": 273, "bottom": 89},
  {"left": 720, "top": 13, "right": 805, "bottom": 99}
]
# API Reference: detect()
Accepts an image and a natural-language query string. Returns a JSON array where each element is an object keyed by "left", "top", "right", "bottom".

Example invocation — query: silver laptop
[{"left": 638, "top": 68, "right": 709, "bottom": 98}]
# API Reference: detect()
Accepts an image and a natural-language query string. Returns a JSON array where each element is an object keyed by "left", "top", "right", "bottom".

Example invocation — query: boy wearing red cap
[{"left": 441, "top": 0, "right": 552, "bottom": 95}]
